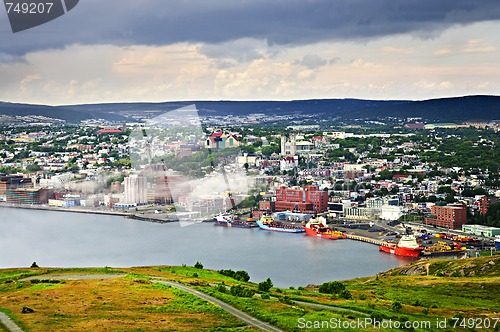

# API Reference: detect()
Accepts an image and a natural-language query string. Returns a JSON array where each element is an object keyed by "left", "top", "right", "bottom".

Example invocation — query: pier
[{"left": 345, "top": 233, "right": 387, "bottom": 246}]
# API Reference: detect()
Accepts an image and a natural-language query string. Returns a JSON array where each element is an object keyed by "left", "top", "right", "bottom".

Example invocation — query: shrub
[
  {"left": 297, "top": 286, "right": 305, "bottom": 291},
  {"left": 340, "top": 290, "right": 352, "bottom": 300},
  {"left": 216, "top": 283, "right": 227, "bottom": 293},
  {"left": 412, "top": 299, "right": 423, "bottom": 307},
  {"left": 194, "top": 261, "right": 203, "bottom": 269},
  {"left": 261, "top": 293, "right": 270, "bottom": 300},
  {"left": 359, "top": 293, "right": 367, "bottom": 300},
  {"left": 30, "top": 262, "right": 39, "bottom": 268},
  {"left": 319, "top": 281, "right": 346, "bottom": 294},
  {"left": 230, "top": 285, "right": 255, "bottom": 298},
  {"left": 279, "top": 296, "right": 294, "bottom": 305},
  {"left": 258, "top": 278, "right": 273, "bottom": 293},
  {"left": 392, "top": 301, "right": 403, "bottom": 313}
]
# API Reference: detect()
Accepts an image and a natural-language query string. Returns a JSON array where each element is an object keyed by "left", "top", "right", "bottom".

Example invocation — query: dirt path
[
  {"left": 293, "top": 300, "right": 370, "bottom": 316},
  {"left": 0, "top": 313, "right": 23, "bottom": 332},
  {"left": 153, "top": 280, "right": 284, "bottom": 332},
  {"left": 20, "top": 273, "right": 126, "bottom": 281}
]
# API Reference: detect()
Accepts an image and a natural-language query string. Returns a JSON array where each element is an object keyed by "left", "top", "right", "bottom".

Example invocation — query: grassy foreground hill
[{"left": 0, "top": 256, "right": 499, "bottom": 331}]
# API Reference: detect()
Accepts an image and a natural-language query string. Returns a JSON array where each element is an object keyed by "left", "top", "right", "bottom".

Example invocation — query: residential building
[
  {"left": 206, "top": 130, "right": 240, "bottom": 150},
  {"left": 475, "top": 195, "right": 490, "bottom": 215}
]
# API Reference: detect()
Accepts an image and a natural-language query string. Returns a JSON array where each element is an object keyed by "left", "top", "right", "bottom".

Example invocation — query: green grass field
[{"left": 0, "top": 256, "right": 499, "bottom": 331}]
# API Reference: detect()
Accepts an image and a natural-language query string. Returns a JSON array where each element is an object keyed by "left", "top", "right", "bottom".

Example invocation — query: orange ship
[
  {"left": 303, "top": 217, "right": 347, "bottom": 240},
  {"left": 379, "top": 234, "right": 425, "bottom": 257}
]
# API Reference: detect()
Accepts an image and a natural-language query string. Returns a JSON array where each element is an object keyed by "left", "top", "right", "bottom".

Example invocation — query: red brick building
[
  {"left": 476, "top": 195, "right": 490, "bottom": 215},
  {"left": 259, "top": 201, "right": 275, "bottom": 212},
  {"left": 424, "top": 203, "right": 467, "bottom": 230},
  {"left": 275, "top": 185, "right": 328, "bottom": 213}
]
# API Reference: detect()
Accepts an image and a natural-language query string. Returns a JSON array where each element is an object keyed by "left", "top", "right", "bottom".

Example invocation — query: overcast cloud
[
  {"left": 1, "top": 0, "right": 500, "bottom": 104},
  {"left": 2, "top": 0, "right": 500, "bottom": 55}
]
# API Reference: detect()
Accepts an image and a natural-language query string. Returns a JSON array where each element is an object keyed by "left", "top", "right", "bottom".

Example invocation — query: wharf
[
  {"left": 422, "top": 250, "right": 467, "bottom": 258},
  {"left": 344, "top": 233, "right": 387, "bottom": 246}
]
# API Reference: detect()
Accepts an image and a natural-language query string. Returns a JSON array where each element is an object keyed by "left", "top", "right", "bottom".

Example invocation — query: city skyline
[{"left": 1, "top": 1, "right": 500, "bottom": 105}]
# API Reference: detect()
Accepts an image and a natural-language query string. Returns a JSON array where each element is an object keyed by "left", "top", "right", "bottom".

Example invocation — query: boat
[
  {"left": 304, "top": 217, "right": 347, "bottom": 240},
  {"left": 379, "top": 234, "right": 425, "bottom": 257},
  {"left": 214, "top": 213, "right": 258, "bottom": 228},
  {"left": 495, "top": 235, "right": 500, "bottom": 251},
  {"left": 256, "top": 215, "right": 305, "bottom": 233}
]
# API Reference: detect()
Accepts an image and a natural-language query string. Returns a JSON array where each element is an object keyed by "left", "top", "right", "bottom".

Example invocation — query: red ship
[
  {"left": 303, "top": 218, "right": 347, "bottom": 240},
  {"left": 379, "top": 234, "right": 424, "bottom": 257}
]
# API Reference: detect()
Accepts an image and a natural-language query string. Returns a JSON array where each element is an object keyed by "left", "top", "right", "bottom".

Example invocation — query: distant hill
[
  {"left": 0, "top": 101, "right": 129, "bottom": 123},
  {"left": 346, "top": 95, "right": 500, "bottom": 121},
  {"left": 0, "top": 95, "right": 498, "bottom": 123}
]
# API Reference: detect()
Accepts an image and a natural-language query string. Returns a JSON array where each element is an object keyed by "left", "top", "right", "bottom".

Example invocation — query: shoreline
[
  {"left": 0, "top": 202, "right": 132, "bottom": 217},
  {"left": 0, "top": 203, "right": 213, "bottom": 224}
]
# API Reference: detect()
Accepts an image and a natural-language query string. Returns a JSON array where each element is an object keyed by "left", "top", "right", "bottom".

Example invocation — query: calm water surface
[{"left": 0, "top": 207, "right": 413, "bottom": 287}]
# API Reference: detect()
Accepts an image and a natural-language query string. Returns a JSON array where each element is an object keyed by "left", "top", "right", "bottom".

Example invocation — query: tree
[
  {"left": 258, "top": 278, "right": 273, "bottom": 292},
  {"left": 241, "top": 145, "right": 256, "bottom": 154},
  {"left": 234, "top": 270, "right": 250, "bottom": 282},
  {"left": 261, "top": 145, "right": 280, "bottom": 157},
  {"left": 26, "top": 164, "right": 41, "bottom": 172},
  {"left": 252, "top": 140, "right": 263, "bottom": 148}
]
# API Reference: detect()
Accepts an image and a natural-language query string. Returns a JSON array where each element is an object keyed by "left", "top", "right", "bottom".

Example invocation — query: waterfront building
[
  {"left": 462, "top": 224, "right": 500, "bottom": 237},
  {"left": 124, "top": 175, "right": 148, "bottom": 205},
  {"left": 343, "top": 206, "right": 373, "bottom": 220},
  {"left": 275, "top": 185, "right": 328, "bottom": 213},
  {"left": 6, "top": 187, "right": 49, "bottom": 204},
  {"left": 424, "top": 203, "right": 467, "bottom": 230},
  {"left": 380, "top": 205, "right": 404, "bottom": 221}
]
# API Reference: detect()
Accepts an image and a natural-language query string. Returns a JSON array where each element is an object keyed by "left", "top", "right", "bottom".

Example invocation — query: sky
[{"left": 1, "top": 0, "right": 500, "bottom": 105}]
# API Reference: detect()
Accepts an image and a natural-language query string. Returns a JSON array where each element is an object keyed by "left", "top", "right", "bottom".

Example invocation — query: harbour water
[{"left": 0, "top": 207, "right": 413, "bottom": 287}]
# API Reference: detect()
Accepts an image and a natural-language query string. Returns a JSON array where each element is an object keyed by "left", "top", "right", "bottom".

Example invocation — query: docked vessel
[
  {"left": 214, "top": 213, "right": 258, "bottom": 228},
  {"left": 379, "top": 234, "right": 425, "bottom": 257},
  {"left": 304, "top": 217, "right": 346, "bottom": 240},
  {"left": 256, "top": 215, "right": 305, "bottom": 233}
]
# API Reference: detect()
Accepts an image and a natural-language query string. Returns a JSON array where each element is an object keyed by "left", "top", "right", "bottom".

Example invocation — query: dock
[{"left": 345, "top": 233, "right": 387, "bottom": 246}]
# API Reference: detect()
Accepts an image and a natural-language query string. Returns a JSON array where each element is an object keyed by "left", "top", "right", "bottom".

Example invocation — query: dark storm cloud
[{"left": 2, "top": 0, "right": 500, "bottom": 55}]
